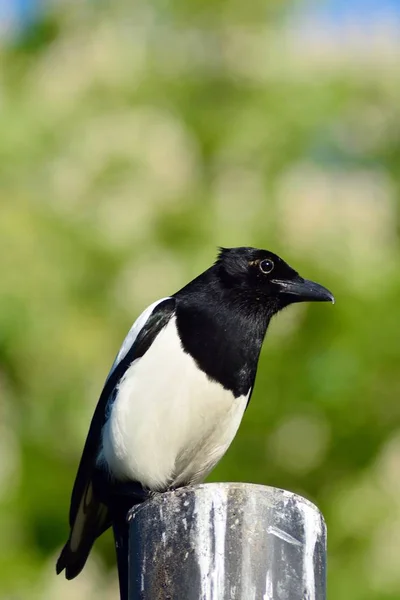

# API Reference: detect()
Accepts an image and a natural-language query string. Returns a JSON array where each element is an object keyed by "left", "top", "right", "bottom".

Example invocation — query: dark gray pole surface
[{"left": 126, "top": 483, "right": 326, "bottom": 600}]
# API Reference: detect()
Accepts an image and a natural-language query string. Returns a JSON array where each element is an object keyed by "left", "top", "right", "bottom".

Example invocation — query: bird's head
[{"left": 216, "top": 247, "right": 334, "bottom": 315}]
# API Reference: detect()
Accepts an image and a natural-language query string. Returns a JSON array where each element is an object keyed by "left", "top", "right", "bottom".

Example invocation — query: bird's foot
[{"left": 110, "top": 481, "right": 151, "bottom": 503}]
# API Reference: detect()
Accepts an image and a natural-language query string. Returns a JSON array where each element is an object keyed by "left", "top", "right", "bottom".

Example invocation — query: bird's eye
[{"left": 259, "top": 259, "right": 274, "bottom": 274}]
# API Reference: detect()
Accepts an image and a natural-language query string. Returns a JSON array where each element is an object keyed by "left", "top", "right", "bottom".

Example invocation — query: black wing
[{"left": 57, "top": 297, "right": 176, "bottom": 579}]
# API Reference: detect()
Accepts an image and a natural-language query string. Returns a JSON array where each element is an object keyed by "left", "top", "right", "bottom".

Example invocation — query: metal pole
[{"left": 124, "top": 482, "right": 326, "bottom": 600}]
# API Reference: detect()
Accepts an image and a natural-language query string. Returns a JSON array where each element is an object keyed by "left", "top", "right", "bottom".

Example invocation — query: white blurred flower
[
  {"left": 276, "top": 163, "right": 397, "bottom": 292},
  {"left": 268, "top": 413, "right": 330, "bottom": 474},
  {"left": 375, "top": 432, "right": 400, "bottom": 502},
  {"left": 212, "top": 166, "right": 265, "bottom": 243},
  {"left": 367, "top": 517, "right": 400, "bottom": 593},
  {"left": 114, "top": 250, "right": 185, "bottom": 312},
  {"left": 0, "top": 386, "right": 21, "bottom": 498},
  {"left": 37, "top": 554, "right": 118, "bottom": 600}
]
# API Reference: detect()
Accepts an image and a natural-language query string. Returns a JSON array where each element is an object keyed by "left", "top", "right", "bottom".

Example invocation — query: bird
[{"left": 56, "top": 246, "right": 334, "bottom": 580}]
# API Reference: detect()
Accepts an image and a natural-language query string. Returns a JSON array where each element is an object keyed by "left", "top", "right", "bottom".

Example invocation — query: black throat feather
[{"left": 174, "top": 265, "right": 275, "bottom": 398}]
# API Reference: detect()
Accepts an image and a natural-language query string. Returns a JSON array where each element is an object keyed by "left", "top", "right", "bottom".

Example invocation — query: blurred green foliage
[{"left": 1, "top": 1, "right": 400, "bottom": 599}]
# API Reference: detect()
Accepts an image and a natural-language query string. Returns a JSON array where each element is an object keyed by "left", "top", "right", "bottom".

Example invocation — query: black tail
[
  {"left": 56, "top": 537, "right": 94, "bottom": 580},
  {"left": 56, "top": 480, "right": 111, "bottom": 579}
]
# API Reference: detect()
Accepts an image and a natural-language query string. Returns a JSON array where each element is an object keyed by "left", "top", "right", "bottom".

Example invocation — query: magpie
[{"left": 56, "top": 246, "right": 334, "bottom": 580}]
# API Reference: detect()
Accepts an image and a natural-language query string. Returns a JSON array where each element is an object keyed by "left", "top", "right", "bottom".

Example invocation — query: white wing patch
[{"left": 106, "top": 297, "right": 172, "bottom": 381}]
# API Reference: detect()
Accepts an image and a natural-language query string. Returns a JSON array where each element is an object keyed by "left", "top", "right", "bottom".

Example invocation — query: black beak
[{"left": 273, "top": 277, "right": 335, "bottom": 304}]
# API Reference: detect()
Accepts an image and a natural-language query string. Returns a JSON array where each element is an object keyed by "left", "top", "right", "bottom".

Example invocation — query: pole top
[{"left": 127, "top": 483, "right": 327, "bottom": 600}]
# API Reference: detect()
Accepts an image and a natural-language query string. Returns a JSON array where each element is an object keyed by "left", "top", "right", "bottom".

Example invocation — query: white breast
[{"left": 101, "top": 317, "right": 250, "bottom": 491}]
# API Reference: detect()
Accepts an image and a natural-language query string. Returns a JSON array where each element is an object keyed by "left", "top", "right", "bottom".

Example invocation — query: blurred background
[{"left": 1, "top": 0, "right": 400, "bottom": 598}]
